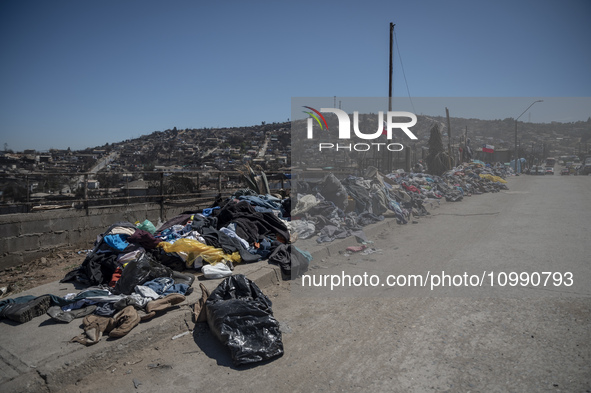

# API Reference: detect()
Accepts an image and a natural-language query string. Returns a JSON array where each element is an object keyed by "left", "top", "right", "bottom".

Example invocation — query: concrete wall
[{"left": 0, "top": 204, "right": 191, "bottom": 270}]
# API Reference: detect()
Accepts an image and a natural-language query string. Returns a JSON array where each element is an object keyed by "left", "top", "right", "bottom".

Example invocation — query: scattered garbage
[
  {"left": 171, "top": 331, "right": 191, "bottom": 340},
  {"left": 346, "top": 245, "right": 367, "bottom": 253}
]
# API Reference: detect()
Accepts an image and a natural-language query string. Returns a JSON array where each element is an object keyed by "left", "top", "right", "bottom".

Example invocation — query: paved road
[{"left": 61, "top": 174, "right": 590, "bottom": 393}]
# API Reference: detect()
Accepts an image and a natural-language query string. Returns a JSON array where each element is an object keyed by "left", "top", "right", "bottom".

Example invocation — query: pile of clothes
[
  {"left": 289, "top": 170, "right": 415, "bottom": 244},
  {"left": 0, "top": 192, "right": 306, "bottom": 353},
  {"left": 1, "top": 165, "right": 510, "bottom": 327},
  {"left": 288, "top": 164, "right": 510, "bottom": 243}
]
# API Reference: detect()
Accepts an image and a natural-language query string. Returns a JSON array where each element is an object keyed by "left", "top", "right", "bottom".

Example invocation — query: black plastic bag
[
  {"left": 113, "top": 253, "right": 172, "bottom": 295},
  {"left": 268, "top": 244, "right": 310, "bottom": 280},
  {"left": 205, "top": 274, "right": 284, "bottom": 366}
]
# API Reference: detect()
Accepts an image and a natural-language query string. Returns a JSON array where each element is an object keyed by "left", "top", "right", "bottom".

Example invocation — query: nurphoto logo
[{"left": 303, "top": 106, "right": 418, "bottom": 152}]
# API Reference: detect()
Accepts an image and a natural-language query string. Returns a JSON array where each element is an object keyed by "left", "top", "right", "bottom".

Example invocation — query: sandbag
[{"left": 205, "top": 275, "right": 284, "bottom": 366}]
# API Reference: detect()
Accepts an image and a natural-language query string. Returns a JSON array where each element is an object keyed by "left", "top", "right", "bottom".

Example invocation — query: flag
[{"left": 482, "top": 144, "right": 494, "bottom": 153}]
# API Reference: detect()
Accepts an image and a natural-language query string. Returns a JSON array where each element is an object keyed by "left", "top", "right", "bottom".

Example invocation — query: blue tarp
[{"left": 508, "top": 158, "right": 527, "bottom": 173}]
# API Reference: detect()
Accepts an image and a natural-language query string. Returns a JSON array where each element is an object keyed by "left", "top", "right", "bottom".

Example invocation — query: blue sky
[{"left": 1, "top": 0, "right": 589, "bottom": 151}]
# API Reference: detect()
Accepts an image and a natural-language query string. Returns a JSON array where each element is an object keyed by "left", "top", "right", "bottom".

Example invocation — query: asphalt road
[{"left": 61, "top": 174, "right": 591, "bottom": 393}]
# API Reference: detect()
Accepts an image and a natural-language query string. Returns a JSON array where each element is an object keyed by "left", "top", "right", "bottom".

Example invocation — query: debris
[
  {"left": 133, "top": 379, "right": 142, "bottom": 389},
  {"left": 346, "top": 245, "right": 367, "bottom": 253},
  {"left": 171, "top": 331, "right": 191, "bottom": 340},
  {"left": 147, "top": 363, "right": 172, "bottom": 370},
  {"left": 124, "top": 359, "right": 143, "bottom": 366},
  {"left": 360, "top": 248, "right": 382, "bottom": 255}
]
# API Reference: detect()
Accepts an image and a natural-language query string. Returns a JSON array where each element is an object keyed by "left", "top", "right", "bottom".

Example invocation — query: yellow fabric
[
  {"left": 479, "top": 174, "right": 507, "bottom": 183},
  {"left": 157, "top": 238, "right": 241, "bottom": 267}
]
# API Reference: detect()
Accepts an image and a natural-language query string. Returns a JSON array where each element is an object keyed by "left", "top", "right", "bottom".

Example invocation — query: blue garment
[
  {"left": 143, "top": 277, "right": 189, "bottom": 296},
  {"left": 248, "top": 238, "right": 273, "bottom": 259},
  {"left": 103, "top": 234, "right": 130, "bottom": 251},
  {"left": 253, "top": 206, "right": 275, "bottom": 214},
  {"left": 0, "top": 289, "right": 111, "bottom": 313},
  {"left": 238, "top": 195, "right": 282, "bottom": 210},
  {"left": 202, "top": 206, "right": 220, "bottom": 217},
  {"left": 94, "top": 303, "right": 117, "bottom": 316},
  {"left": 157, "top": 227, "right": 182, "bottom": 242}
]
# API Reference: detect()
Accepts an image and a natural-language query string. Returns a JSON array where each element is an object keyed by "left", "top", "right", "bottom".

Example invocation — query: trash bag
[
  {"left": 319, "top": 173, "right": 348, "bottom": 210},
  {"left": 136, "top": 219, "right": 157, "bottom": 234},
  {"left": 268, "top": 244, "right": 310, "bottom": 280},
  {"left": 114, "top": 253, "right": 172, "bottom": 295},
  {"left": 205, "top": 274, "right": 284, "bottom": 366}
]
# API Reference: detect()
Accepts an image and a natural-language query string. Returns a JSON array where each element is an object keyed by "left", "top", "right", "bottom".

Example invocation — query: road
[
  {"left": 75, "top": 151, "right": 119, "bottom": 188},
  {"left": 89, "top": 151, "right": 119, "bottom": 173},
  {"left": 62, "top": 174, "right": 590, "bottom": 393},
  {"left": 258, "top": 134, "right": 271, "bottom": 158}
]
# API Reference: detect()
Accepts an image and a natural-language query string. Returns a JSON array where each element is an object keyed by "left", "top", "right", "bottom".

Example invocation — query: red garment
[{"left": 109, "top": 267, "right": 123, "bottom": 288}]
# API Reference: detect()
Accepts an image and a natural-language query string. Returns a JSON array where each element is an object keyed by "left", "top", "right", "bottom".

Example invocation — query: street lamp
[{"left": 514, "top": 100, "right": 543, "bottom": 172}]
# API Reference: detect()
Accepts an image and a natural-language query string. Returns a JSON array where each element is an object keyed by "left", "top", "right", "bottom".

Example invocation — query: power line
[{"left": 393, "top": 27, "right": 416, "bottom": 114}]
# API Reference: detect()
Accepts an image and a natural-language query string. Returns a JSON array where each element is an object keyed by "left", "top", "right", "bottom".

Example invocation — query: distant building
[{"left": 36, "top": 155, "right": 52, "bottom": 163}]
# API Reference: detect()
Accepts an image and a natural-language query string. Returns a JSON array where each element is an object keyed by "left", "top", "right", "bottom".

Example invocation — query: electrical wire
[{"left": 393, "top": 27, "right": 416, "bottom": 114}]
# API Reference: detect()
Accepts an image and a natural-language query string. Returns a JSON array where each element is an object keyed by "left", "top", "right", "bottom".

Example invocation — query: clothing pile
[
  {"left": 0, "top": 194, "right": 306, "bottom": 352},
  {"left": 0, "top": 275, "right": 190, "bottom": 345},
  {"left": 288, "top": 164, "right": 510, "bottom": 243},
  {"left": 289, "top": 171, "right": 411, "bottom": 243}
]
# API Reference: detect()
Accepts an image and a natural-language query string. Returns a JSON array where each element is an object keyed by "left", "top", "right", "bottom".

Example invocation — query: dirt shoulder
[{"left": 0, "top": 248, "right": 86, "bottom": 298}]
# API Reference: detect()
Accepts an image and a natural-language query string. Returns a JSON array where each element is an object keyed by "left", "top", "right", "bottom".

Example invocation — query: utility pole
[
  {"left": 446, "top": 107, "right": 452, "bottom": 169},
  {"left": 387, "top": 22, "right": 395, "bottom": 173},
  {"left": 388, "top": 22, "right": 394, "bottom": 114},
  {"left": 514, "top": 100, "right": 543, "bottom": 172}
]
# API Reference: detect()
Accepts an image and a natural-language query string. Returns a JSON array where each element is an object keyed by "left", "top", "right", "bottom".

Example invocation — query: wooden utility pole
[
  {"left": 388, "top": 23, "right": 394, "bottom": 113},
  {"left": 387, "top": 22, "right": 395, "bottom": 173}
]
